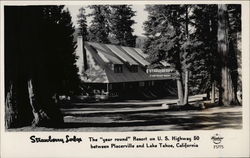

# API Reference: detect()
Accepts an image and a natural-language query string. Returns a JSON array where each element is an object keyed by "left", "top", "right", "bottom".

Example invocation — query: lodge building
[{"left": 75, "top": 36, "right": 177, "bottom": 99}]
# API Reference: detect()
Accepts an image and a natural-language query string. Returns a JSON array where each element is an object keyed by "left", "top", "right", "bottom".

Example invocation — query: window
[
  {"left": 109, "top": 84, "right": 112, "bottom": 90},
  {"left": 114, "top": 64, "right": 123, "bottom": 73},
  {"left": 148, "top": 81, "right": 155, "bottom": 86},
  {"left": 139, "top": 82, "right": 145, "bottom": 87},
  {"left": 129, "top": 65, "right": 138, "bottom": 72},
  {"left": 151, "top": 81, "right": 154, "bottom": 86}
]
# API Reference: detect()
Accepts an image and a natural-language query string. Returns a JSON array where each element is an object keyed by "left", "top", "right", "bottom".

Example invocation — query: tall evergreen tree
[
  {"left": 217, "top": 4, "right": 239, "bottom": 105},
  {"left": 190, "top": 5, "right": 219, "bottom": 102},
  {"left": 189, "top": 4, "right": 240, "bottom": 105},
  {"left": 5, "top": 6, "right": 79, "bottom": 128},
  {"left": 144, "top": 4, "right": 241, "bottom": 106},
  {"left": 77, "top": 7, "right": 88, "bottom": 40},
  {"left": 109, "top": 5, "right": 136, "bottom": 47},
  {"left": 77, "top": 7, "right": 88, "bottom": 71},
  {"left": 227, "top": 4, "right": 242, "bottom": 104},
  {"left": 144, "top": 5, "right": 195, "bottom": 105},
  {"left": 88, "top": 5, "right": 110, "bottom": 44},
  {"left": 42, "top": 6, "right": 80, "bottom": 96}
]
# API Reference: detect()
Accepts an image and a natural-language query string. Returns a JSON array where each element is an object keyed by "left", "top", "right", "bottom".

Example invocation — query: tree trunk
[
  {"left": 82, "top": 37, "right": 88, "bottom": 71},
  {"left": 218, "top": 4, "right": 238, "bottom": 105},
  {"left": 206, "top": 90, "right": 210, "bottom": 100},
  {"left": 176, "top": 71, "right": 184, "bottom": 105},
  {"left": 183, "top": 5, "right": 190, "bottom": 105},
  {"left": 5, "top": 79, "right": 34, "bottom": 129},
  {"left": 27, "top": 79, "right": 50, "bottom": 127},
  {"left": 229, "top": 32, "right": 241, "bottom": 105},
  {"left": 183, "top": 70, "right": 189, "bottom": 105},
  {"left": 5, "top": 81, "right": 19, "bottom": 128},
  {"left": 211, "top": 82, "right": 215, "bottom": 103},
  {"left": 5, "top": 77, "right": 64, "bottom": 128}
]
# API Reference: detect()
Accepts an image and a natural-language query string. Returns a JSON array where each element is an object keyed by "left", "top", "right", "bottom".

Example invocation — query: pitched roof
[
  {"left": 87, "top": 42, "right": 150, "bottom": 66},
  {"left": 121, "top": 46, "right": 150, "bottom": 66},
  {"left": 75, "top": 39, "right": 175, "bottom": 83},
  {"left": 103, "top": 44, "right": 139, "bottom": 65}
]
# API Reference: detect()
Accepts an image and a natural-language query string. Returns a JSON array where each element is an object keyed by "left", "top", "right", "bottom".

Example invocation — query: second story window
[
  {"left": 114, "top": 64, "right": 123, "bottom": 73},
  {"left": 129, "top": 65, "right": 138, "bottom": 72}
]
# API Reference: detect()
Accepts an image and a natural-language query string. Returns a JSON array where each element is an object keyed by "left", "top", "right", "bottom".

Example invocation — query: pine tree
[
  {"left": 5, "top": 6, "right": 79, "bottom": 128},
  {"left": 144, "top": 4, "right": 241, "bottom": 106},
  {"left": 190, "top": 5, "right": 219, "bottom": 102},
  {"left": 189, "top": 4, "right": 240, "bottom": 105},
  {"left": 217, "top": 4, "right": 239, "bottom": 105},
  {"left": 144, "top": 5, "right": 193, "bottom": 105},
  {"left": 5, "top": 6, "right": 34, "bottom": 128},
  {"left": 88, "top": 5, "right": 110, "bottom": 44},
  {"left": 42, "top": 6, "right": 80, "bottom": 96},
  {"left": 227, "top": 4, "right": 241, "bottom": 104},
  {"left": 77, "top": 7, "right": 88, "bottom": 71},
  {"left": 109, "top": 5, "right": 136, "bottom": 47},
  {"left": 77, "top": 7, "right": 88, "bottom": 40}
]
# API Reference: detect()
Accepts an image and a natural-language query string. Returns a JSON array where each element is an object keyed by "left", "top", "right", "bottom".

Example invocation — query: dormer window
[
  {"left": 113, "top": 64, "right": 123, "bottom": 73},
  {"left": 129, "top": 65, "right": 138, "bottom": 72}
]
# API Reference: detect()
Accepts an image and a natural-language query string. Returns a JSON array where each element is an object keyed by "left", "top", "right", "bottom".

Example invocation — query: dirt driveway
[{"left": 11, "top": 105, "right": 242, "bottom": 132}]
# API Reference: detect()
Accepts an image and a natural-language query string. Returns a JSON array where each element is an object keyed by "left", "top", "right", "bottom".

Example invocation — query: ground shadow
[{"left": 59, "top": 110, "right": 242, "bottom": 130}]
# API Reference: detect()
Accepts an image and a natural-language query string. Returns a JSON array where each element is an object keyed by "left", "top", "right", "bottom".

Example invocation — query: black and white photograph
[
  {"left": 0, "top": 1, "right": 249, "bottom": 157},
  {"left": 4, "top": 3, "right": 243, "bottom": 131}
]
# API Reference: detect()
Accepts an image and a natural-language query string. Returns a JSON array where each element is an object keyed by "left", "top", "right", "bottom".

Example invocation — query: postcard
[{"left": 0, "top": 0, "right": 249, "bottom": 157}]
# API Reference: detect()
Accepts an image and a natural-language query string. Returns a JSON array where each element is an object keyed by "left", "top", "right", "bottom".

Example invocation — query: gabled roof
[
  {"left": 121, "top": 46, "right": 150, "bottom": 66},
  {"left": 75, "top": 38, "right": 175, "bottom": 83},
  {"left": 87, "top": 42, "right": 149, "bottom": 66}
]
